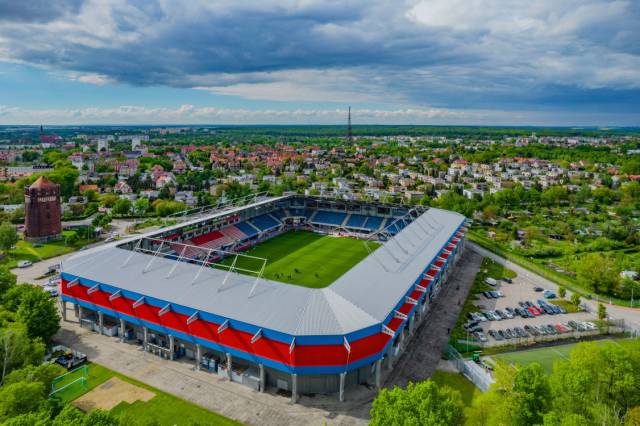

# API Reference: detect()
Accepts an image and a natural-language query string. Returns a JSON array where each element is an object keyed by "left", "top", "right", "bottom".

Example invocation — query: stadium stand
[
  {"left": 271, "top": 209, "right": 287, "bottom": 221},
  {"left": 363, "top": 216, "right": 384, "bottom": 231},
  {"left": 289, "top": 208, "right": 305, "bottom": 217},
  {"left": 251, "top": 214, "right": 280, "bottom": 232},
  {"left": 221, "top": 225, "right": 247, "bottom": 241},
  {"left": 191, "top": 230, "right": 224, "bottom": 246},
  {"left": 346, "top": 214, "right": 368, "bottom": 228},
  {"left": 311, "top": 210, "right": 347, "bottom": 226},
  {"left": 236, "top": 221, "right": 259, "bottom": 238},
  {"left": 170, "top": 242, "right": 202, "bottom": 259}
]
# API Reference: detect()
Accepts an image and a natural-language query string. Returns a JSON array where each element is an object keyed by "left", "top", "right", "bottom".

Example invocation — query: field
[
  {"left": 218, "top": 230, "right": 378, "bottom": 288},
  {"left": 52, "top": 363, "right": 241, "bottom": 426},
  {"left": 492, "top": 337, "right": 637, "bottom": 373}
]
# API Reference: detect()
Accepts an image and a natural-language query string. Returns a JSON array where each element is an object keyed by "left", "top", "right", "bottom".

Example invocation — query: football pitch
[
  {"left": 218, "top": 231, "right": 379, "bottom": 288},
  {"left": 492, "top": 338, "right": 635, "bottom": 373}
]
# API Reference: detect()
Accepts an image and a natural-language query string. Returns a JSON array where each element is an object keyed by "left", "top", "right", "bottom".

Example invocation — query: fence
[{"left": 446, "top": 344, "right": 494, "bottom": 392}]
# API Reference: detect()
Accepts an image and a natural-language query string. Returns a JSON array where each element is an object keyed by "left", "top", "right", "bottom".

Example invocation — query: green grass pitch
[
  {"left": 218, "top": 230, "right": 379, "bottom": 288},
  {"left": 492, "top": 338, "right": 635, "bottom": 374}
]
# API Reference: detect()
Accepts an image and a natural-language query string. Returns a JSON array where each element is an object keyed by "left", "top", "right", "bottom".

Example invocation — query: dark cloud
[
  {"left": 0, "top": 0, "right": 84, "bottom": 23},
  {"left": 0, "top": 0, "right": 638, "bottom": 115}
]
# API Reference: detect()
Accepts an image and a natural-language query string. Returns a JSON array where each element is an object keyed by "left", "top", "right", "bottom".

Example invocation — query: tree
[
  {"left": 51, "top": 404, "right": 86, "bottom": 426},
  {"left": 370, "top": 380, "right": 463, "bottom": 426},
  {"left": 0, "top": 325, "right": 45, "bottom": 383},
  {"left": 134, "top": 198, "right": 150, "bottom": 216},
  {"left": 511, "top": 363, "right": 552, "bottom": 425},
  {"left": 0, "top": 222, "right": 18, "bottom": 253},
  {"left": 558, "top": 287, "right": 566, "bottom": 299},
  {"left": 13, "top": 285, "right": 60, "bottom": 343},
  {"left": 113, "top": 198, "right": 132, "bottom": 216},
  {"left": 598, "top": 303, "right": 607, "bottom": 320},
  {"left": 0, "top": 381, "right": 46, "bottom": 421},
  {"left": 64, "top": 232, "right": 79, "bottom": 246},
  {"left": 570, "top": 293, "right": 581, "bottom": 306},
  {"left": 575, "top": 254, "right": 619, "bottom": 296},
  {"left": 0, "top": 266, "right": 17, "bottom": 297},
  {"left": 3, "top": 363, "right": 65, "bottom": 391}
]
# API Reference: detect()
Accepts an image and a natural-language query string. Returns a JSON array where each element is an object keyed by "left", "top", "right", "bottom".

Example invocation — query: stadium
[{"left": 59, "top": 195, "right": 467, "bottom": 401}]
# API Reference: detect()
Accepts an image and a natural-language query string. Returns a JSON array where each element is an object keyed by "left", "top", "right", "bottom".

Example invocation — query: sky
[{"left": 0, "top": 0, "right": 639, "bottom": 126}]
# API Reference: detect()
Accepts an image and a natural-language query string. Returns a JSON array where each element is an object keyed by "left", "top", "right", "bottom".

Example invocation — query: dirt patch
[{"left": 73, "top": 377, "right": 155, "bottom": 411}]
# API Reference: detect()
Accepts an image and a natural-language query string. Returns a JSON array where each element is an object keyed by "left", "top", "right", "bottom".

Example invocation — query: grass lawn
[
  {"left": 492, "top": 337, "right": 638, "bottom": 374},
  {"left": 431, "top": 371, "right": 481, "bottom": 408},
  {"left": 52, "top": 363, "right": 241, "bottom": 426},
  {"left": 3, "top": 231, "right": 96, "bottom": 268},
  {"left": 218, "top": 231, "right": 378, "bottom": 288}
]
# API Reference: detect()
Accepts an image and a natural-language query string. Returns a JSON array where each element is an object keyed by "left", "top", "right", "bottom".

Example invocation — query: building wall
[{"left": 24, "top": 184, "right": 62, "bottom": 241}]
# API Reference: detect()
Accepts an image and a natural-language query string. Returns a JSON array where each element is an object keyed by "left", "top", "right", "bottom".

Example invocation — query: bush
[
  {"left": 570, "top": 293, "right": 581, "bottom": 306},
  {"left": 558, "top": 287, "right": 566, "bottom": 299}
]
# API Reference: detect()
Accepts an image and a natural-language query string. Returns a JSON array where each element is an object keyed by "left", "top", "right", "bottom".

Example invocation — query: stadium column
[
  {"left": 74, "top": 303, "right": 79, "bottom": 319},
  {"left": 169, "top": 335, "right": 175, "bottom": 360},
  {"left": 78, "top": 305, "right": 83, "bottom": 321},
  {"left": 98, "top": 311, "right": 104, "bottom": 335},
  {"left": 291, "top": 374, "right": 298, "bottom": 404},
  {"left": 226, "top": 353, "right": 233, "bottom": 381},
  {"left": 408, "top": 312, "right": 415, "bottom": 335},
  {"left": 339, "top": 372, "right": 346, "bottom": 402},
  {"left": 375, "top": 359, "right": 382, "bottom": 389},
  {"left": 143, "top": 327, "right": 149, "bottom": 351},
  {"left": 259, "top": 364, "right": 265, "bottom": 392},
  {"left": 196, "top": 344, "right": 202, "bottom": 370},
  {"left": 59, "top": 298, "right": 67, "bottom": 321},
  {"left": 119, "top": 319, "right": 126, "bottom": 342}
]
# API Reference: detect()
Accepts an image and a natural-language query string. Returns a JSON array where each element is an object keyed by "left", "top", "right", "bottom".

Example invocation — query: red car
[
  {"left": 527, "top": 306, "right": 541, "bottom": 316},
  {"left": 555, "top": 323, "right": 569, "bottom": 333}
]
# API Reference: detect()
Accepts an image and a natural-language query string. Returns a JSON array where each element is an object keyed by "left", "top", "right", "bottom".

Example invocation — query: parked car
[
  {"left": 17, "top": 260, "right": 32, "bottom": 268},
  {"left": 584, "top": 322, "right": 597, "bottom": 331},
  {"left": 497, "top": 330, "right": 506, "bottom": 340},
  {"left": 485, "top": 278, "right": 498, "bottom": 286},
  {"left": 543, "top": 290, "right": 557, "bottom": 299},
  {"left": 495, "top": 310, "right": 507, "bottom": 320},
  {"left": 546, "top": 324, "right": 558, "bottom": 335},
  {"left": 533, "top": 286, "right": 544, "bottom": 292},
  {"left": 488, "top": 330, "right": 499, "bottom": 340},
  {"left": 504, "top": 328, "right": 514, "bottom": 339},
  {"left": 527, "top": 306, "right": 541, "bottom": 316},
  {"left": 495, "top": 291, "right": 504, "bottom": 297},
  {"left": 502, "top": 278, "right": 513, "bottom": 284},
  {"left": 524, "top": 325, "right": 538, "bottom": 336},
  {"left": 536, "top": 325, "right": 548, "bottom": 335},
  {"left": 475, "top": 331, "right": 488, "bottom": 342},
  {"left": 502, "top": 309, "right": 514, "bottom": 319}
]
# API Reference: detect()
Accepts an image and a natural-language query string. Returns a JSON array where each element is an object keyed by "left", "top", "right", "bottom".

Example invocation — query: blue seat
[
  {"left": 346, "top": 214, "right": 368, "bottom": 228},
  {"left": 363, "top": 216, "right": 384, "bottom": 231},
  {"left": 311, "top": 210, "right": 346, "bottom": 226},
  {"left": 251, "top": 214, "right": 280, "bottom": 232},
  {"left": 236, "top": 221, "right": 259, "bottom": 238}
]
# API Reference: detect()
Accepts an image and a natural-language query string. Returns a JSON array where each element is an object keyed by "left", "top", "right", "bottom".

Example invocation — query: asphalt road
[{"left": 469, "top": 241, "right": 640, "bottom": 333}]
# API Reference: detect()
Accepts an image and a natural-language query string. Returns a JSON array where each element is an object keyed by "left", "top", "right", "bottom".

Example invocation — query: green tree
[
  {"left": 570, "top": 293, "right": 581, "bottom": 306},
  {"left": 370, "top": 380, "right": 464, "bottom": 426},
  {"left": 13, "top": 285, "right": 60, "bottom": 343},
  {"left": 512, "top": 364, "right": 552, "bottom": 425},
  {"left": 0, "top": 266, "right": 17, "bottom": 297},
  {"left": 3, "top": 363, "right": 65, "bottom": 391},
  {"left": 134, "top": 198, "right": 150, "bottom": 216},
  {"left": 598, "top": 303, "right": 607, "bottom": 320},
  {"left": 558, "top": 286, "right": 566, "bottom": 299},
  {"left": 51, "top": 404, "right": 86, "bottom": 426},
  {"left": 0, "top": 381, "right": 45, "bottom": 421},
  {"left": 575, "top": 254, "right": 619, "bottom": 295},
  {"left": 0, "top": 222, "right": 18, "bottom": 254},
  {"left": 0, "top": 325, "right": 45, "bottom": 383},
  {"left": 113, "top": 198, "right": 132, "bottom": 216}
]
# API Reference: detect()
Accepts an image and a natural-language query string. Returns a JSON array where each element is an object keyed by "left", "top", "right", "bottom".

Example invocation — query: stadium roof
[{"left": 62, "top": 202, "right": 465, "bottom": 337}]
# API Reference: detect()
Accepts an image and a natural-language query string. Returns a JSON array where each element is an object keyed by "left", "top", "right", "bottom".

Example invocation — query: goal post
[{"left": 49, "top": 364, "right": 89, "bottom": 399}]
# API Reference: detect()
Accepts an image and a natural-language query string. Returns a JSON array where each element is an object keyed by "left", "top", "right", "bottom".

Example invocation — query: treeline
[{"left": 370, "top": 340, "right": 640, "bottom": 426}]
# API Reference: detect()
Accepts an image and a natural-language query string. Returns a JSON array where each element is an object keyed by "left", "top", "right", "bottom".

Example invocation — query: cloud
[
  {"left": 0, "top": 0, "right": 638, "bottom": 115},
  {"left": 0, "top": 104, "right": 636, "bottom": 126},
  {"left": 0, "top": 0, "right": 85, "bottom": 23}
]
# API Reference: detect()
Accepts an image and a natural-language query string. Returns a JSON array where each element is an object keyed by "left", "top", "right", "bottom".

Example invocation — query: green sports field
[
  {"left": 492, "top": 338, "right": 637, "bottom": 373},
  {"left": 218, "top": 231, "right": 379, "bottom": 288}
]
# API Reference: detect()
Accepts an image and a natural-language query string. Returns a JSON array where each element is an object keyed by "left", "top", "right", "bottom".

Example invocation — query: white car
[{"left": 17, "top": 260, "right": 32, "bottom": 268}]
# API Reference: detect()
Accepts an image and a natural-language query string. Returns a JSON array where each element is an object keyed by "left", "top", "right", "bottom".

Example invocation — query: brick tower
[{"left": 24, "top": 176, "right": 62, "bottom": 242}]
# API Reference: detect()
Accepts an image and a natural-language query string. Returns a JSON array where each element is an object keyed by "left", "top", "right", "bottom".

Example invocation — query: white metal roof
[{"left": 62, "top": 204, "right": 465, "bottom": 336}]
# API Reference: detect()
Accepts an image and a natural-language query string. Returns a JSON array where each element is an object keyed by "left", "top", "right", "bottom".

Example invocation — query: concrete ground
[{"left": 53, "top": 248, "right": 482, "bottom": 426}]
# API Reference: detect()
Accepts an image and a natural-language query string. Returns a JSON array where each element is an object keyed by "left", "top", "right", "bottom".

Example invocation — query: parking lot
[{"left": 467, "top": 271, "right": 599, "bottom": 346}]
